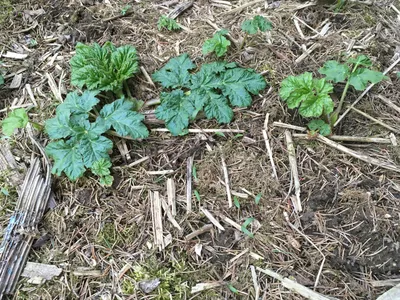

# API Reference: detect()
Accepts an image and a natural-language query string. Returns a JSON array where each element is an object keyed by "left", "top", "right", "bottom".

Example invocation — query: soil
[{"left": 1, "top": 0, "right": 400, "bottom": 299}]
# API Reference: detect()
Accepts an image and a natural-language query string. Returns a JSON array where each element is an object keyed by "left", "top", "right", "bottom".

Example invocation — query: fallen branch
[
  {"left": 315, "top": 134, "right": 400, "bottom": 173},
  {"left": 256, "top": 266, "right": 338, "bottom": 300},
  {"left": 293, "top": 134, "right": 393, "bottom": 144},
  {"left": 285, "top": 131, "right": 302, "bottom": 212},
  {"left": 350, "top": 106, "right": 400, "bottom": 134}
]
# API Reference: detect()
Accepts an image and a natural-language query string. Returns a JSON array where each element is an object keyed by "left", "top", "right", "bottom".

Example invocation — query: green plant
[
  {"left": 121, "top": 5, "right": 131, "bottom": 15},
  {"left": 45, "top": 91, "right": 148, "bottom": 184},
  {"left": 241, "top": 15, "right": 272, "bottom": 35},
  {"left": 1, "top": 108, "right": 29, "bottom": 136},
  {"left": 202, "top": 29, "right": 231, "bottom": 57},
  {"left": 157, "top": 15, "right": 181, "bottom": 31},
  {"left": 279, "top": 55, "right": 386, "bottom": 136},
  {"left": 70, "top": 42, "right": 138, "bottom": 96},
  {"left": 152, "top": 54, "right": 266, "bottom": 135},
  {"left": 0, "top": 75, "right": 3, "bottom": 86}
]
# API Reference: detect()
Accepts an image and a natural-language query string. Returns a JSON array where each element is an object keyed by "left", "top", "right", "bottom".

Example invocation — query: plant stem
[
  {"left": 334, "top": 62, "right": 360, "bottom": 117},
  {"left": 240, "top": 33, "right": 248, "bottom": 50},
  {"left": 123, "top": 81, "right": 132, "bottom": 99}
]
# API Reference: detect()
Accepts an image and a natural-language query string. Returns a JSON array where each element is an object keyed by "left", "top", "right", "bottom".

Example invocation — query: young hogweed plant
[
  {"left": 70, "top": 42, "right": 138, "bottom": 97},
  {"left": 202, "top": 29, "right": 231, "bottom": 57},
  {"left": 157, "top": 15, "right": 181, "bottom": 31},
  {"left": 44, "top": 42, "right": 148, "bottom": 185},
  {"left": 279, "top": 55, "right": 386, "bottom": 136},
  {"left": 45, "top": 91, "right": 148, "bottom": 185},
  {"left": 152, "top": 53, "right": 267, "bottom": 135},
  {"left": 241, "top": 15, "right": 272, "bottom": 35}
]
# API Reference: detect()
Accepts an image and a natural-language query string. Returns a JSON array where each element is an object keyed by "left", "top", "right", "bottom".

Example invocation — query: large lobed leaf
[
  {"left": 45, "top": 92, "right": 148, "bottom": 181},
  {"left": 151, "top": 53, "right": 195, "bottom": 89},
  {"left": 70, "top": 42, "right": 138, "bottom": 93},
  {"left": 279, "top": 72, "right": 334, "bottom": 118},
  {"left": 154, "top": 55, "right": 267, "bottom": 135},
  {"left": 96, "top": 98, "right": 149, "bottom": 139},
  {"left": 155, "top": 90, "right": 196, "bottom": 136}
]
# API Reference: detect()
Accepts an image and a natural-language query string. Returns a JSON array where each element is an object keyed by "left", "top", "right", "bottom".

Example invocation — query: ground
[{"left": 1, "top": 0, "right": 400, "bottom": 299}]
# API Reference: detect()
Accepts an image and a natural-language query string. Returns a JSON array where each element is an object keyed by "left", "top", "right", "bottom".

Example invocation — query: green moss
[
  {"left": 97, "top": 221, "right": 138, "bottom": 249},
  {"left": 0, "top": 0, "right": 12, "bottom": 25}
]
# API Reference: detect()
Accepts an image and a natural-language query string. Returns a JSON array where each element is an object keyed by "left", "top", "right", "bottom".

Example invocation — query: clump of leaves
[
  {"left": 1, "top": 108, "right": 29, "bottom": 136},
  {"left": 45, "top": 91, "right": 148, "bottom": 184},
  {"left": 280, "top": 55, "right": 386, "bottom": 136},
  {"left": 241, "top": 15, "right": 272, "bottom": 34},
  {"left": 202, "top": 29, "right": 231, "bottom": 57},
  {"left": 70, "top": 42, "right": 138, "bottom": 95},
  {"left": 152, "top": 54, "right": 266, "bottom": 135},
  {"left": 157, "top": 15, "right": 181, "bottom": 31}
]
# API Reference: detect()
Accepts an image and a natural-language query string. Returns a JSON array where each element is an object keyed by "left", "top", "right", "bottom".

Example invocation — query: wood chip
[
  {"left": 166, "top": 178, "right": 176, "bottom": 216},
  {"left": 21, "top": 262, "right": 62, "bottom": 281},
  {"left": 9, "top": 74, "right": 22, "bottom": 89},
  {"left": 150, "top": 191, "right": 164, "bottom": 250},
  {"left": 2, "top": 51, "right": 28, "bottom": 60},
  {"left": 285, "top": 131, "right": 302, "bottom": 212},
  {"left": 220, "top": 148, "right": 232, "bottom": 208},
  {"left": 186, "top": 156, "right": 194, "bottom": 214},
  {"left": 200, "top": 208, "right": 225, "bottom": 231}
]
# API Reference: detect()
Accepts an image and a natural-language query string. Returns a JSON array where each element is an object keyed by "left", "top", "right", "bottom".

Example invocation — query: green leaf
[
  {"left": 99, "top": 175, "right": 114, "bottom": 186},
  {"left": 78, "top": 135, "right": 113, "bottom": 168},
  {"left": 254, "top": 193, "right": 262, "bottom": 205},
  {"left": 348, "top": 68, "right": 386, "bottom": 91},
  {"left": 1, "top": 187, "right": 9, "bottom": 196},
  {"left": 152, "top": 53, "right": 195, "bottom": 89},
  {"left": 227, "top": 284, "right": 239, "bottom": 294},
  {"left": 219, "top": 68, "right": 266, "bottom": 107},
  {"left": 2, "top": 108, "right": 29, "bottom": 136},
  {"left": 155, "top": 90, "right": 196, "bottom": 135},
  {"left": 190, "top": 64, "right": 266, "bottom": 123},
  {"left": 0, "top": 74, "right": 4, "bottom": 85},
  {"left": 241, "top": 217, "right": 254, "bottom": 238},
  {"left": 241, "top": 15, "right": 272, "bottom": 34},
  {"left": 45, "top": 108, "right": 74, "bottom": 139},
  {"left": 279, "top": 72, "right": 313, "bottom": 109},
  {"left": 57, "top": 90, "right": 99, "bottom": 115},
  {"left": 97, "top": 98, "right": 149, "bottom": 139},
  {"left": 154, "top": 55, "right": 267, "bottom": 134},
  {"left": 397, "top": 72, "right": 400, "bottom": 79},
  {"left": 202, "top": 30, "right": 231, "bottom": 57},
  {"left": 203, "top": 94, "right": 233, "bottom": 123},
  {"left": 194, "top": 190, "right": 201, "bottom": 202},
  {"left": 70, "top": 42, "right": 138, "bottom": 93},
  {"left": 233, "top": 196, "right": 240, "bottom": 209},
  {"left": 280, "top": 73, "right": 334, "bottom": 117},
  {"left": 192, "top": 165, "right": 197, "bottom": 181},
  {"left": 157, "top": 15, "right": 181, "bottom": 31},
  {"left": 347, "top": 55, "right": 372, "bottom": 67},
  {"left": 91, "top": 158, "right": 112, "bottom": 176},
  {"left": 319, "top": 60, "right": 350, "bottom": 83},
  {"left": 308, "top": 119, "right": 331, "bottom": 136},
  {"left": 46, "top": 139, "right": 85, "bottom": 180}
]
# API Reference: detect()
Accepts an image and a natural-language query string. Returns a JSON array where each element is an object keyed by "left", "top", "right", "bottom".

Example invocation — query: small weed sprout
[
  {"left": 202, "top": 29, "right": 231, "bottom": 57},
  {"left": 157, "top": 15, "right": 181, "bottom": 31},
  {"left": 241, "top": 15, "right": 272, "bottom": 48},
  {"left": 1, "top": 108, "right": 29, "bottom": 137}
]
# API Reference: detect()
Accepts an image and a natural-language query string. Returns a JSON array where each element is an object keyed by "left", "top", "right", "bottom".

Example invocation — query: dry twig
[{"left": 285, "top": 131, "right": 302, "bottom": 212}]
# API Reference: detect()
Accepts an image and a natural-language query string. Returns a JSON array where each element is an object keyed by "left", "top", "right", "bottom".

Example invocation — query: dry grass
[{"left": 0, "top": 0, "right": 400, "bottom": 299}]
